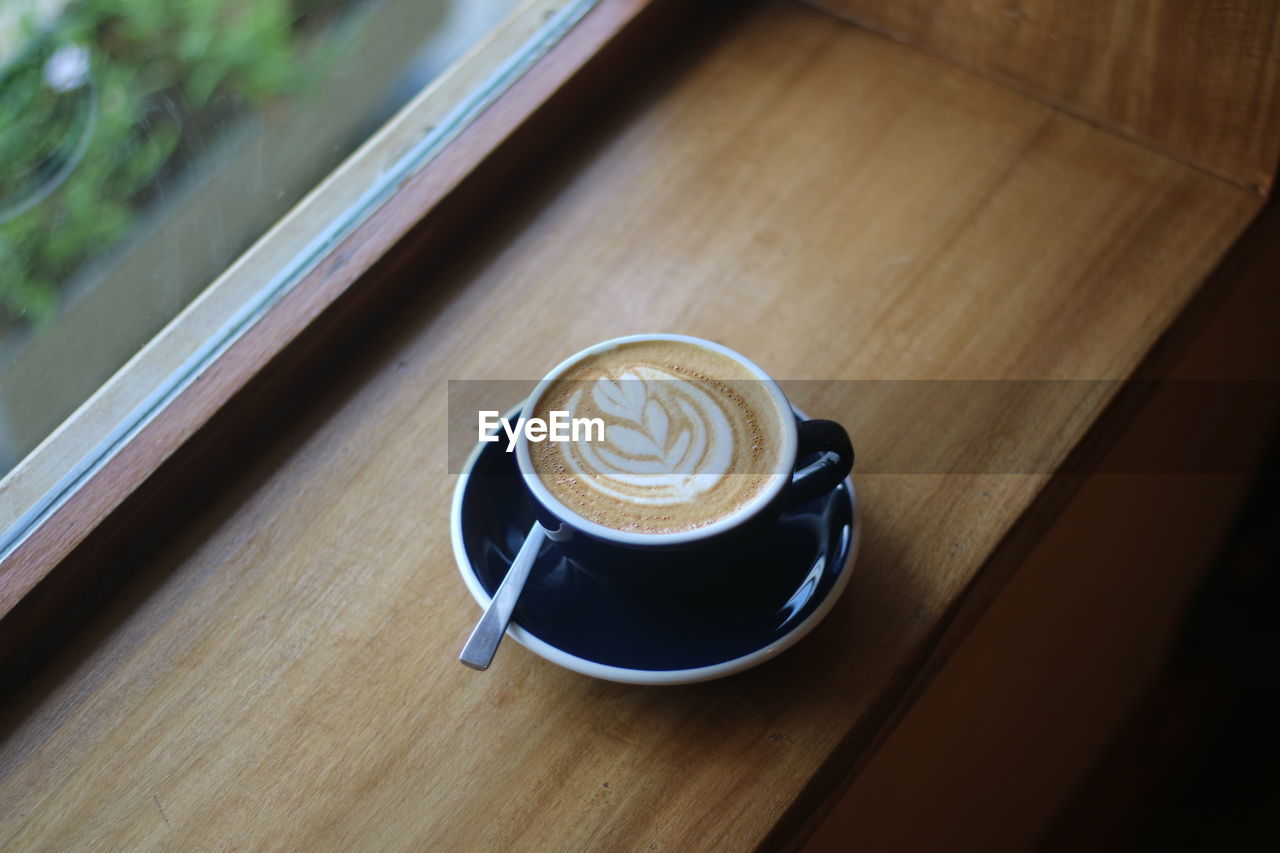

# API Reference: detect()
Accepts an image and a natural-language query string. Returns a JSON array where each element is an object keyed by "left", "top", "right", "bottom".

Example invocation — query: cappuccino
[{"left": 527, "top": 339, "right": 790, "bottom": 534}]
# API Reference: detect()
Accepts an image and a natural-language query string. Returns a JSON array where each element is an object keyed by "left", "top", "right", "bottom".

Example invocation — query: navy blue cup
[{"left": 512, "top": 335, "right": 853, "bottom": 573}]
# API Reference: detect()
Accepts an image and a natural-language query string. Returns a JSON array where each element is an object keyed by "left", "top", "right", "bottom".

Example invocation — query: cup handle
[{"left": 783, "top": 419, "right": 854, "bottom": 511}]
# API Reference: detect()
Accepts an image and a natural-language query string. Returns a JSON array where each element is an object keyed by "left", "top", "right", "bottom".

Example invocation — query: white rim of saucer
[
  {"left": 450, "top": 405, "right": 860, "bottom": 686},
  {"left": 513, "top": 333, "right": 800, "bottom": 548}
]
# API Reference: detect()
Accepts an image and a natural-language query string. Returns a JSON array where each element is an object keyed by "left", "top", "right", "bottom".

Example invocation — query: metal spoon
[{"left": 459, "top": 522, "right": 548, "bottom": 670}]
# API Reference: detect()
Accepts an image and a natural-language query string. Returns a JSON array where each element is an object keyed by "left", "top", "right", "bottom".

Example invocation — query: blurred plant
[{"left": 0, "top": 0, "right": 346, "bottom": 326}]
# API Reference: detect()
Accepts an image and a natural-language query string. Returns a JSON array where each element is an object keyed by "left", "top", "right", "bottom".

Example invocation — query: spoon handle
[{"left": 459, "top": 523, "right": 548, "bottom": 670}]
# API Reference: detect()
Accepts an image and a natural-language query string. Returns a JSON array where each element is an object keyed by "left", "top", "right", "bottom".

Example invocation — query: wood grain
[
  {"left": 802, "top": 0, "right": 1280, "bottom": 191},
  {"left": 799, "top": 199, "right": 1280, "bottom": 853},
  {"left": 0, "top": 3, "right": 1265, "bottom": 850}
]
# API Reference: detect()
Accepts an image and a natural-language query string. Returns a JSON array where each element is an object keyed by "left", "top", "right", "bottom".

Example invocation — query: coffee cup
[{"left": 513, "top": 334, "right": 853, "bottom": 553}]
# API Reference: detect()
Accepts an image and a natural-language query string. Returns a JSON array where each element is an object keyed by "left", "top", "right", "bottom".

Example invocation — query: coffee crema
[{"left": 527, "top": 340, "right": 790, "bottom": 534}]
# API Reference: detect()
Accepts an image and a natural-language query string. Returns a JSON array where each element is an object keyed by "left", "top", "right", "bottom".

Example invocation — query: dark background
[{"left": 1042, "top": 435, "right": 1280, "bottom": 851}]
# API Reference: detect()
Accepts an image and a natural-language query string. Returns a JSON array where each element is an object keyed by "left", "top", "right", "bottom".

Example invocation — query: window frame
[{"left": 0, "top": 0, "right": 679, "bottom": 633}]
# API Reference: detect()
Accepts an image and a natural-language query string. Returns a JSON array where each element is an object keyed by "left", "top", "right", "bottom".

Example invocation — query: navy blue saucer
[{"left": 451, "top": 427, "right": 859, "bottom": 684}]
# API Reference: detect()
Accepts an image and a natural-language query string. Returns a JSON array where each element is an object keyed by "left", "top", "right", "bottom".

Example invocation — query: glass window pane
[{"left": 0, "top": 0, "right": 593, "bottom": 545}]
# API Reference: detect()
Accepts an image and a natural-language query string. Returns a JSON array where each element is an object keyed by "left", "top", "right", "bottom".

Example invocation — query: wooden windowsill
[{"left": 0, "top": 2, "right": 1274, "bottom": 849}]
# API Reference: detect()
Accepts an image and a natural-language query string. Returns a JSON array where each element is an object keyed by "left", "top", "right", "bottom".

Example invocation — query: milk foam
[{"left": 528, "top": 340, "right": 788, "bottom": 534}]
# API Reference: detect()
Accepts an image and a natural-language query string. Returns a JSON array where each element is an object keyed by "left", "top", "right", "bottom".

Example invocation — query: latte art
[
  {"left": 568, "top": 367, "right": 735, "bottom": 503},
  {"left": 528, "top": 340, "right": 790, "bottom": 534}
]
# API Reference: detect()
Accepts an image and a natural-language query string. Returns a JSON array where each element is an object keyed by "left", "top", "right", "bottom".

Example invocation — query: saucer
[{"left": 450, "top": 416, "right": 860, "bottom": 685}]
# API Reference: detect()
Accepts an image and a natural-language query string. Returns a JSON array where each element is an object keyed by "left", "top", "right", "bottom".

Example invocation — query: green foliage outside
[{"left": 0, "top": 0, "right": 346, "bottom": 326}]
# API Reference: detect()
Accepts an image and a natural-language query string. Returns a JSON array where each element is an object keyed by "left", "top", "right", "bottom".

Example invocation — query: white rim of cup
[
  {"left": 513, "top": 333, "right": 800, "bottom": 547},
  {"left": 451, "top": 423, "right": 861, "bottom": 685}
]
